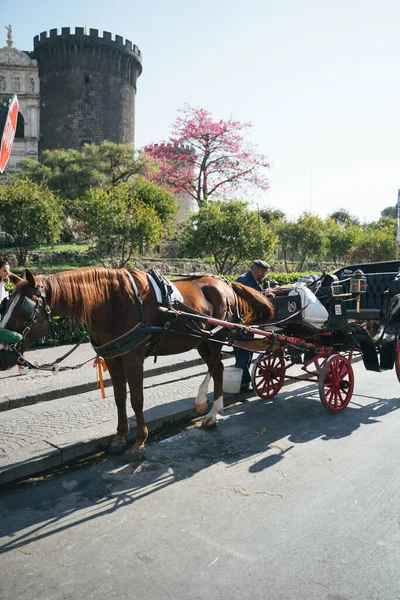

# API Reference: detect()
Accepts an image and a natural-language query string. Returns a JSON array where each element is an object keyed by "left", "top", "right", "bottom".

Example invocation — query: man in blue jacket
[{"left": 235, "top": 260, "right": 270, "bottom": 389}]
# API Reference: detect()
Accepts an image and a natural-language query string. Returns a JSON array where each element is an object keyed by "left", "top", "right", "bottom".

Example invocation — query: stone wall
[{"left": 10, "top": 251, "right": 217, "bottom": 275}]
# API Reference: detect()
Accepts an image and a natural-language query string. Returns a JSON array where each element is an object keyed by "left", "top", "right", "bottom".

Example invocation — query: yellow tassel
[{"left": 93, "top": 356, "right": 108, "bottom": 399}]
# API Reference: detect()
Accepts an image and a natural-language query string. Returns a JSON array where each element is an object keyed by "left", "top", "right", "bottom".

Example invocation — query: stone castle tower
[{"left": 33, "top": 27, "right": 142, "bottom": 152}]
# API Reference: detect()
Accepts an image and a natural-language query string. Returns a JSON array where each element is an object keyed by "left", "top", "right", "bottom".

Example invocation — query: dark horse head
[
  {"left": 0, "top": 266, "right": 275, "bottom": 458},
  {"left": 0, "top": 269, "right": 52, "bottom": 370}
]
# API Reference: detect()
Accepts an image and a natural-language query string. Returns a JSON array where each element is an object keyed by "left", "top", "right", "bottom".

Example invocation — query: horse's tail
[{"left": 231, "top": 281, "right": 275, "bottom": 325}]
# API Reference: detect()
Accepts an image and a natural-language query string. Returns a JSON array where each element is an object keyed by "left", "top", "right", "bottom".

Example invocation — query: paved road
[{"left": 1, "top": 363, "right": 400, "bottom": 599}]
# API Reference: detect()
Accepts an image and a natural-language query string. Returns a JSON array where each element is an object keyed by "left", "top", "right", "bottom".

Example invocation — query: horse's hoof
[
  {"left": 201, "top": 415, "right": 217, "bottom": 428},
  {"left": 124, "top": 447, "right": 146, "bottom": 462},
  {"left": 196, "top": 402, "right": 208, "bottom": 415},
  {"left": 108, "top": 439, "right": 127, "bottom": 455}
]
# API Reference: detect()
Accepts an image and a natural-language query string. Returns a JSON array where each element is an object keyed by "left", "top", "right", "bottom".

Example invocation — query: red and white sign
[{"left": 0, "top": 95, "right": 19, "bottom": 174}]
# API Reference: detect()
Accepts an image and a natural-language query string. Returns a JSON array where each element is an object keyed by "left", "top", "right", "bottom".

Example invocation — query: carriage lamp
[
  {"left": 349, "top": 269, "right": 367, "bottom": 313},
  {"left": 331, "top": 283, "right": 344, "bottom": 296},
  {"left": 349, "top": 270, "right": 367, "bottom": 294}
]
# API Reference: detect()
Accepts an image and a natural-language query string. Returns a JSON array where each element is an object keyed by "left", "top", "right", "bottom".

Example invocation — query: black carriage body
[
  {"left": 333, "top": 261, "right": 400, "bottom": 371},
  {"left": 264, "top": 261, "right": 400, "bottom": 374}
]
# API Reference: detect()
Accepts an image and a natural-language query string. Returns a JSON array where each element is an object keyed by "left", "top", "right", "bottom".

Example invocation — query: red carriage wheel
[
  {"left": 318, "top": 354, "right": 354, "bottom": 413},
  {"left": 251, "top": 354, "right": 286, "bottom": 399}
]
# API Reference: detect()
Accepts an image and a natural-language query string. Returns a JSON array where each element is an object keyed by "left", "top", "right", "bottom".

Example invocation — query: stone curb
[{"left": 0, "top": 355, "right": 209, "bottom": 412}]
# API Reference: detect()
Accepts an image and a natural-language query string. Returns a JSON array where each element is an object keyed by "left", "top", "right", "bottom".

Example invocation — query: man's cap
[{"left": 252, "top": 260, "right": 270, "bottom": 270}]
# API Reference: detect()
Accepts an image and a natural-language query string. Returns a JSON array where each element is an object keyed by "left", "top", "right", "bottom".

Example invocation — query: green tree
[
  {"left": 345, "top": 223, "right": 396, "bottom": 263},
  {"left": 259, "top": 207, "right": 286, "bottom": 224},
  {"left": 20, "top": 141, "right": 151, "bottom": 203},
  {"left": 328, "top": 208, "right": 360, "bottom": 227},
  {"left": 274, "top": 213, "right": 327, "bottom": 272},
  {"left": 178, "top": 200, "right": 277, "bottom": 275},
  {"left": 325, "top": 219, "right": 361, "bottom": 267},
  {"left": 368, "top": 215, "right": 396, "bottom": 235},
  {"left": 0, "top": 175, "right": 62, "bottom": 265},
  {"left": 381, "top": 205, "right": 397, "bottom": 219},
  {"left": 82, "top": 182, "right": 171, "bottom": 267},
  {"left": 126, "top": 176, "right": 177, "bottom": 235},
  {"left": 272, "top": 220, "right": 299, "bottom": 272}
]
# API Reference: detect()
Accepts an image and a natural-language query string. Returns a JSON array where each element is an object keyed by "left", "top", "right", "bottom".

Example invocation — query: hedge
[{"left": 37, "top": 316, "right": 87, "bottom": 347}]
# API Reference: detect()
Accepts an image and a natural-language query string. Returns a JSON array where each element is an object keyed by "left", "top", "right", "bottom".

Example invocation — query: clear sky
[{"left": 1, "top": 0, "right": 399, "bottom": 222}]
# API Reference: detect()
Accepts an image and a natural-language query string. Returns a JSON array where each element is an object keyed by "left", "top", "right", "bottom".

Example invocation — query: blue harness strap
[{"left": 92, "top": 324, "right": 166, "bottom": 359}]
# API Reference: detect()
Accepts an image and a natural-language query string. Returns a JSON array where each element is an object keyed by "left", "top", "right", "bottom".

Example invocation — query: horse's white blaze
[
  {"left": 1, "top": 292, "right": 20, "bottom": 327},
  {"left": 195, "top": 372, "right": 211, "bottom": 411},
  {"left": 202, "top": 395, "right": 224, "bottom": 426}
]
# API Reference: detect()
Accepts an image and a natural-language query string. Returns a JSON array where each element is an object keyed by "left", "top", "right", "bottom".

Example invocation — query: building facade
[
  {"left": 0, "top": 25, "right": 40, "bottom": 171},
  {"left": 0, "top": 25, "right": 142, "bottom": 171}
]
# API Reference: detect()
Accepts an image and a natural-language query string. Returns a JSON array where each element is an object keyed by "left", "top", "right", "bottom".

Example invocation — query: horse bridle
[
  {"left": 2, "top": 281, "right": 52, "bottom": 360},
  {"left": 19, "top": 280, "right": 52, "bottom": 336}
]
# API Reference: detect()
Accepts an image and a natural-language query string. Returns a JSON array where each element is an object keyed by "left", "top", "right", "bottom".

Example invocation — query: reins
[{"left": 15, "top": 334, "right": 91, "bottom": 374}]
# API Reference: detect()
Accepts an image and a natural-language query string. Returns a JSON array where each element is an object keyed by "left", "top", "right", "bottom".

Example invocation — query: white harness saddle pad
[{"left": 147, "top": 274, "right": 184, "bottom": 304}]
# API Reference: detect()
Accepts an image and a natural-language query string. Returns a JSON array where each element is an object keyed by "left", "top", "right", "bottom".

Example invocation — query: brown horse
[{"left": 0, "top": 267, "right": 274, "bottom": 459}]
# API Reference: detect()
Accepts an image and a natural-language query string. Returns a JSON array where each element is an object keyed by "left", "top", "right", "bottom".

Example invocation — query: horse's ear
[
  {"left": 9, "top": 272, "right": 23, "bottom": 285},
  {"left": 25, "top": 269, "right": 38, "bottom": 288}
]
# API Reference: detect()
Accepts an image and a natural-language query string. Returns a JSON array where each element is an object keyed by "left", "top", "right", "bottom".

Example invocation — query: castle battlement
[
  {"left": 33, "top": 27, "right": 142, "bottom": 63},
  {"left": 33, "top": 25, "right": 142, "bottom": 152}
]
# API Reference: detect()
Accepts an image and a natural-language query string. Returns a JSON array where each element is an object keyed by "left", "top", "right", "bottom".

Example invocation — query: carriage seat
[
  {"left": 346, "top": 307, "right": 381, "bottom": 320},
  {"left": 337, "top": 271, "right": 398, "bottom": 319}
]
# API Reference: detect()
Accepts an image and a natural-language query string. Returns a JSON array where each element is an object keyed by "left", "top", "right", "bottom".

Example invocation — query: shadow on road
[{"left": 0, "top": 383, "right": 399, "bottom": 554}]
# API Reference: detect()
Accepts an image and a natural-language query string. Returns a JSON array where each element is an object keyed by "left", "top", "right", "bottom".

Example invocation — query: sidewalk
[
  {"left": 0, "top": 342, "right": 242, "bottom": 486},
  {"left": 0, "top": 342, "right": 211, "bottom": 411}
]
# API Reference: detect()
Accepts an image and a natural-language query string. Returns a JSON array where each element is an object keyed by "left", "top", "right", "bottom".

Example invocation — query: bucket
[{"left": 223, "top": 366, "right": 243, "bottom": 394}]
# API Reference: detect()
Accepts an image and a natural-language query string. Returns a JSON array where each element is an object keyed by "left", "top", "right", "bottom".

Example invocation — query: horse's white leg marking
[
  {"left": 201, "top": 395, "right": 224, "bottom": 427},
  {"left": 1, "top": 292, "right": 20, "bottom": 327},
  {"left": 195, "top": 372, "right": 211, "bottom": 415}
]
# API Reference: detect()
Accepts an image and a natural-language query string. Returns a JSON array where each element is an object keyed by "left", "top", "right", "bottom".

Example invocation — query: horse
[{"left": 0, "top": 267, "right": 274, "bottom": 460}]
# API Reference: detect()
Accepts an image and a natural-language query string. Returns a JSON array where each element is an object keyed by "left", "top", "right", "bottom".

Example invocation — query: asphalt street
[{"left": 1, "top": 362, "right": 400, "bottom": 600}]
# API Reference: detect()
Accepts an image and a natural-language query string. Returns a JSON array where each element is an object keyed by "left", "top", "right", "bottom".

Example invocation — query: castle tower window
[
  {"left": 84, "top": 74, "right": 90, "bottom": 84},
  {"left": 15, "top": 112, "right": 24, "bottom": 138},
  {"left": 82, "top": 102, "right": 92, "bottom": 114}
]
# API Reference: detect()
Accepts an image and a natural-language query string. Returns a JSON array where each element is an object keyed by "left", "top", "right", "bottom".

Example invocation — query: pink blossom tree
[{"left": 145, "top": 105, "right": 270, "bottom": 208}]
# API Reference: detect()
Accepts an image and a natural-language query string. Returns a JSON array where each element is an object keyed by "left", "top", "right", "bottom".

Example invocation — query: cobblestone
[{"left": 0, "top": 374, "right": 207, "bottom": 456}]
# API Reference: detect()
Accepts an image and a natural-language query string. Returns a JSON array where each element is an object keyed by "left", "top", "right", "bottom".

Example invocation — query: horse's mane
[
  {"left": 45, "top": 268, "right": 135, "bottom": 325},
  {"left": 231, "top": 281, "right": 275, "bottom": 325}
]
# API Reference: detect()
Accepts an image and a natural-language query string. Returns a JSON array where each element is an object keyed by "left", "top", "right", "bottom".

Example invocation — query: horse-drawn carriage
[
  {"left": 239, "top": 261, "right": 400, "bottom": 412},
  {"left": 1, "top": 261, "right": 400, "bottom": 458},
  {"left": 160, "top": 260, "right": 400, "bottom": 414}
]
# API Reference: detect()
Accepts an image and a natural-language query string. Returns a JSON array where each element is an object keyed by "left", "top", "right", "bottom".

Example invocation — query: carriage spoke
[
  {"left": 251, "top": 354, "right": 286, "bottom": 399},
  {"left": 319, "top": 354, "right": 354, "bottom": 413}
]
